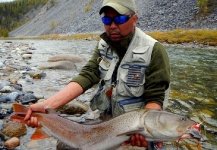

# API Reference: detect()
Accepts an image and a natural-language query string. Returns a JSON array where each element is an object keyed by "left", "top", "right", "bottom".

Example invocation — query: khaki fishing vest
[{"left": 90, "top": 28, "right": 162, "bottom": 117}]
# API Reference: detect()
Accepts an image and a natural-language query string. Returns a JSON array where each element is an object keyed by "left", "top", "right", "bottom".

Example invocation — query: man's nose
[{"left": 110, "top": 21, "right": 118, "bottom": 29}]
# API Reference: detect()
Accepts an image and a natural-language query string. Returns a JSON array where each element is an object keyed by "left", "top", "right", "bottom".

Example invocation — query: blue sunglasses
[{"left": 102, "top": 14, "right": 134, "bottom": 25}]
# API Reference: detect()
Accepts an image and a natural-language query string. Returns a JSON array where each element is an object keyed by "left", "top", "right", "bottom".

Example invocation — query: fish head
[{"left": 143, "top": 110, "right": 202, "bottom": 141}]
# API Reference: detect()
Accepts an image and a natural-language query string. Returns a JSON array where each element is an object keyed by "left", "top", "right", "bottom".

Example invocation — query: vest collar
[{"left": 100, "top": 32, "right": 135, "bottom": 57}]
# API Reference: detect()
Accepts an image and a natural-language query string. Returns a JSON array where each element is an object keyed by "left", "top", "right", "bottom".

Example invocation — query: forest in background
[{"left": 0, "top": 0, "right": 49, "bottom": 37}]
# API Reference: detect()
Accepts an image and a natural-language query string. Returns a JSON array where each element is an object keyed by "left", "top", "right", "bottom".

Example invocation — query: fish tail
[
  {"left": 10, "top": 114, "right": 27, "bottom": 124},
  {"left": 12, "top": 103, "right": 28, "bottom": 114},
  {"left": 11, "top": 103, "right": 51, "bottom": 140},
  {"left": 10, "top": 103, "right": 28, "bottom": 124}
]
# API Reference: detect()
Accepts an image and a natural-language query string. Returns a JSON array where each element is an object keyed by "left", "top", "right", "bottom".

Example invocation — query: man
[{"left": 25, "top": 0, "right": 170, "bottom": 149}]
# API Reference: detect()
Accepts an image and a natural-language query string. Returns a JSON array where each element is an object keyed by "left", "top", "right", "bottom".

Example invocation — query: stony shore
[{"left": 0, "top": 40, "right": 97, "bottom": 149}]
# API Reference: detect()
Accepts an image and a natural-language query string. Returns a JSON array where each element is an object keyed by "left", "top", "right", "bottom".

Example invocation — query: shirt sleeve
[
  {"left": 71, "top": 46, "right": 101, "bottom": 92},
  {"left": 143, "top": 42, "right": 170, "bottom": 107}
]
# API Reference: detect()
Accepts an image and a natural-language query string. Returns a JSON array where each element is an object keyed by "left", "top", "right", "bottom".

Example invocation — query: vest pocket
[
  {"left": 112, "top": 96, "right": 144, "bottom": 117},
  {"left": 132, "top": 46, "right": 150, "bottom": 62},
  {"left": 118, "top": 97, "right": 144, "bottom": 112},
  {"left": 117, "top": 64, "right": 147, "bottom": 97}
]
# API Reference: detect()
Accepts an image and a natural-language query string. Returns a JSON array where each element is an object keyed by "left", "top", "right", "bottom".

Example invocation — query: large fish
[{"left": 11, "top": 103, "right": 201, "bottom": 150}]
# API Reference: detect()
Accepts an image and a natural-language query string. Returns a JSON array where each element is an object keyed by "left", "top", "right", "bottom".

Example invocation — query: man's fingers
[
  {"left": 139, "top": 135, "right": 148, "bottom": 147},
  {"left": 27, "top": 120, "right": 31, "bottom": 126},
  {"left": 28, "top": 117, "right": 37, "bottom": 128},
  {"left": 129, "top": 134, "right": 160, "bottom": 148},
  {"left": 130, "top": 135, "right": 135, "bottom": 146},
  {"left": 135, "top": 140, "right": 141, "bottom": 147},
  {"left": 135, "top": 134, "right": 140, "bottom": 139},
  {"left": 38, "top": 122, "right": 42, "bottom": 127},
  {"left": 157, "top": 142, "right": 163, "bottom": 148},
  {"left": 141, "top": 141, "right": 148, "bottom": 147},
  {"left": 26, "top": 117, "right": 41, "bottom": 128},
  {"left": 24, "top": 108, "right": 32, "bottom": 121},
  {"left": 130, "top": 134, "right": 148, "bottom": 147},
  {"left": 134, "top": 134, "right": 141, "bottom": 147},
  {"left": 139, "top": 135, "right": 146, "bottom": 142}
]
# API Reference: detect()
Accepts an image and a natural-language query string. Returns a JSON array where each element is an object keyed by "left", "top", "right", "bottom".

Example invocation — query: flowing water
[
  {"left": 165, "top": 46, "right": 217, "bottom": 150},
  {"left": 1, "top": 40, "right": 217, "bottom": 149}
]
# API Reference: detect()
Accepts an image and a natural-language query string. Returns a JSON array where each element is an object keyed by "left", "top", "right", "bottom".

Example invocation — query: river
[
  {"left": 0, "top": 40, "right": 217, "bottom": 149},
  {"left": 165, "top": 46, "right": 217, "bottom": 150}
]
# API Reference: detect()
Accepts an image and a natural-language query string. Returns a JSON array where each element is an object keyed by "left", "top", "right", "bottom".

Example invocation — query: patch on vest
[{"left": 124, "top": 65, "right": 147, "bottom": 87}]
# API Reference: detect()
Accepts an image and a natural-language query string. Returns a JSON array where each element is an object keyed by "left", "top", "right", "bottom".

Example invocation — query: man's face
[{"left": 102, "top": 8, "right": 138, "bottom": 42}]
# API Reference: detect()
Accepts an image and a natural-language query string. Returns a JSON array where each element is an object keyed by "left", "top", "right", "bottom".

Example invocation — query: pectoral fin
[
  {"left": 31, "top": 127, "right": 51, "bottom": 140},
  {"left": 117, "top": 130, "right": 143, "bottom": 137}
]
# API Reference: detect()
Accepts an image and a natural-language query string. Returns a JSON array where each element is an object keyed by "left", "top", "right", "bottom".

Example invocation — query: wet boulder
[
  {"left": 37, "top": 61, "right": 76, "bottom": 70},
  {"left": 48, "top": 54, "right": 85, "bottom": 63},
  {"left": 57, "top": 100, "right": 90, "bottom": 115},
  {"left": 2, "top": 121, "right": 27, "bottom": 137}
]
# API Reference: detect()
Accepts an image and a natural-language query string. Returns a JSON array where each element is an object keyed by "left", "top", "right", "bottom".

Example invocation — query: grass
[
  {"left": 147, "top": 29, "right": 217, "bottom": 46},
  {"left": 38, "top": 33, "right": 100, "bottom": 40},
  {"left": 1, "top": 29, "right": 217, "bottom": 46}
]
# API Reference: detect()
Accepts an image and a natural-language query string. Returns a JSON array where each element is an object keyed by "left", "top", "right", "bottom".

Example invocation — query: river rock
[
  {"left": 22, "top": 54, "right": 32, "bottom": 59},
  {"left": 2, "top": 121, "right": 27, "bottom": 137},
  {"left": 0, "top": 132, "right": 7, "bottom": 149},
  {"left": 57, "top": 100, "right": 90, "bottom": 115},
  {"left": 0, "top": 86, "right": 15, "bottom": 93},
  {"left": 0, "top": 81, "right": 10, "bottom": 89},
  {"left": 37, "top": 61, "right": 76, "bottom": 70},
  {"left": 0, "top": 120, "right": 3, "bottom": 130},
  {"left": 28, "top": 71, "right": 46, "bottom": 79},
  {"left": 4, "top": 137, "right": 20, "bottom": 149},
  {"left": 48, "top": 54, "right": 85, "bottom": 63}
]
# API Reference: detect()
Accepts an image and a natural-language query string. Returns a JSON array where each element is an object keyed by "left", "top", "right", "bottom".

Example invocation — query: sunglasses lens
[
  {"left": 102, "top": 17, "right": 112, "bottom": 25},
  {"left": 102, "top": 15, "right": 131, "bottom": 25},
  {"left": 114, "top": 15, "right": 128, "bottom": 24}
]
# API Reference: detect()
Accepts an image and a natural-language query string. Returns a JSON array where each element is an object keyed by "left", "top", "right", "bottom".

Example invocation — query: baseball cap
[{"left": 99, "top": 0, "right": 136, "bottom": 15}]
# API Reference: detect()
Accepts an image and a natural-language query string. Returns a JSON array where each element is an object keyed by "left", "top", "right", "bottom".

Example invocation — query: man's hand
[
  {"left": 130, "top": 134, "right": 148, "bottom": 147},
  {"left": 122, "top": 103, "right": 163, "bottom": 148},
  {"left": 24, "top": 102, "right": 46, "bottom": 128}
]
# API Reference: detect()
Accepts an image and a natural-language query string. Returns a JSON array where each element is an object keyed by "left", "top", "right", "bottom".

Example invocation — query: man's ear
[{"left": 133, "top": 14, "right": 138, "bottom": 27}]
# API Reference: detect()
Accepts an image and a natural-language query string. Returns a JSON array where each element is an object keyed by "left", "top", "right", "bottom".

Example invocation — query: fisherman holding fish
[{"left": 24, "top": 0, "right": 170, "bottom": 149}]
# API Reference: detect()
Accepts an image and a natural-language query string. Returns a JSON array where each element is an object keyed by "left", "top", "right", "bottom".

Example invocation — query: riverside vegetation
[
  {"left": 2, "top": 29, "right": 217, "bottom": 47},
  {"left": 0, "top": 0, "right": 49, "bottom": 37}
]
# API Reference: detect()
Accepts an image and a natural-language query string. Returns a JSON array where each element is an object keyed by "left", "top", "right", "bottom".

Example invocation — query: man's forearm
[{"left": 43, "top": 82, "right": 83, "bottom": 109}]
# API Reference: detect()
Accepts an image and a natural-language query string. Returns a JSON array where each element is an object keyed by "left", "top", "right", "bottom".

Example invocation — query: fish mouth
[
  {"left": 179, "top": 123, "right": 202, "bottom": 142},
  {"left": 180, "top": 128, "right": 202, "bottom": 140}
]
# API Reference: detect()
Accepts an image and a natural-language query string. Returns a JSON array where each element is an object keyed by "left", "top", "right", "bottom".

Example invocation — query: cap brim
[{"left": 99, "top": 3, "right": 129, "bottom": 15}]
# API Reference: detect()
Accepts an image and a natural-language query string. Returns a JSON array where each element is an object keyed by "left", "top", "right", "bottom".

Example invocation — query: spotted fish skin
[{"left": 11, "top": 104, "right": 201, "bottom": 150}]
